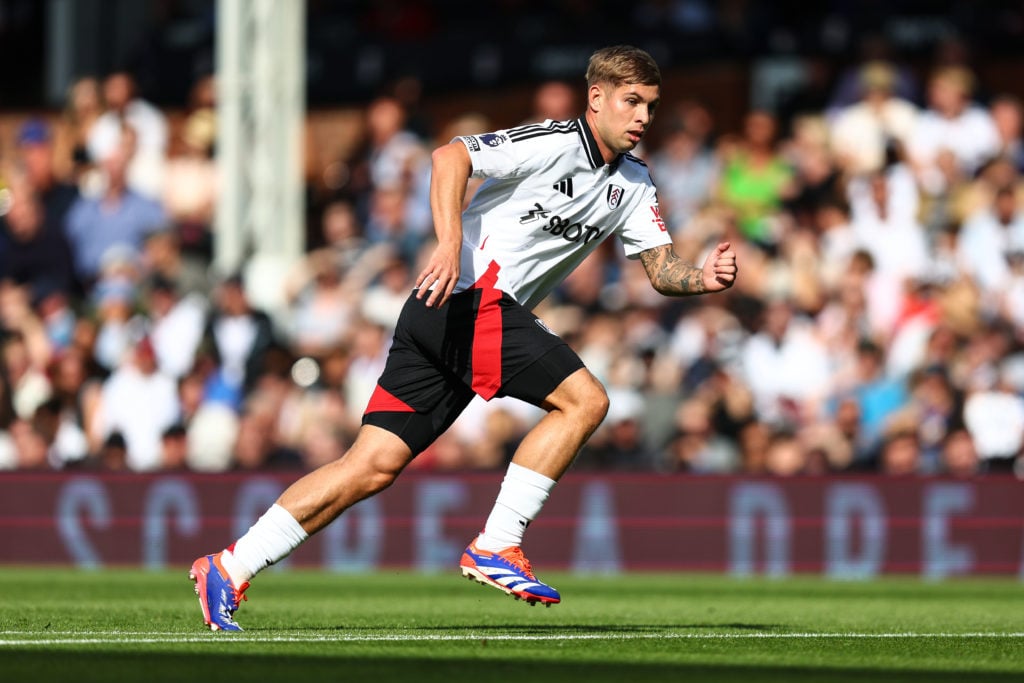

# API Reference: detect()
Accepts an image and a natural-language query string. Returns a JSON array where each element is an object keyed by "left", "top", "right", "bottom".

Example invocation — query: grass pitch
[{"left": 0, "top": 568, "right": 1022, "bottom": 682}]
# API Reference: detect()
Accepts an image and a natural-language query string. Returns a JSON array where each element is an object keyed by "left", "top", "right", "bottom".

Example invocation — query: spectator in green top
[{"left": 717, "top": 110, "right": 794, "bottom": 249}]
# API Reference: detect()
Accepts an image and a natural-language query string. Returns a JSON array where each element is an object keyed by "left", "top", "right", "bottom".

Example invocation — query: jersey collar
[{"left": 576, "top": 116, "right": 621, "bottom": 170}]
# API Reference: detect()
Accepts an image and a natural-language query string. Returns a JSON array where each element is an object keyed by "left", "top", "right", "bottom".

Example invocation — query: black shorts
[{"left": 362, "top": 282, "right": 584, "bottom": 454}]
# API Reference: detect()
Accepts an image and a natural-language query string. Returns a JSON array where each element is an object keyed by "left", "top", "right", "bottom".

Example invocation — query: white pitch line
[{"left": 0, "top": 632, "right": 1023, "bottom": 646}]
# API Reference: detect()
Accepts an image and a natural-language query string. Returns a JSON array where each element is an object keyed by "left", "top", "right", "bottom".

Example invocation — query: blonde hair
[
  {"left": 931, "top": 66, "right": 976, "bottom": 96},
  {"left": 585, "top": 45, "right": 661, "bottom": 88}
]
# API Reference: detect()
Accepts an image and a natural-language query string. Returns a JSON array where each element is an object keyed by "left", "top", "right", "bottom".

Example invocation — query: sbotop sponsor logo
[{"left": 542, "top": 215, "right": 604, "bottom": 245}]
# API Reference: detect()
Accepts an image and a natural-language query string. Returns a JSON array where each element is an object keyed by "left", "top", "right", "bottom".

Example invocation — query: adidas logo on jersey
[{"left": 553, "top": 178, "right": 574, "bottom": 198}]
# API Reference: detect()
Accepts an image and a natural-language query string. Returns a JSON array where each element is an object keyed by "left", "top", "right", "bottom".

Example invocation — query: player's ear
[{"left": 588, "top": 84, "right": 604, "bottom": 112}]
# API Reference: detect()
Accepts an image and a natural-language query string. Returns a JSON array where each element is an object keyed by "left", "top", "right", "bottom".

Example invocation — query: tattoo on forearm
[{"left": 640, "top": 246, "right": 706, "bottom": 296}]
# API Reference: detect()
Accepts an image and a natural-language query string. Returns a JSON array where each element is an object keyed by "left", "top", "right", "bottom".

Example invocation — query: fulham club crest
[{"left": 606, "top": 184, "right": 624, "bottom": 209}]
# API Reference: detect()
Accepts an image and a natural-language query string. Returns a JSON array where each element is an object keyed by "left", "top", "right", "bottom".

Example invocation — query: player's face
[{"left": 590, "top": 82, "right": 660, "bottom": 161}]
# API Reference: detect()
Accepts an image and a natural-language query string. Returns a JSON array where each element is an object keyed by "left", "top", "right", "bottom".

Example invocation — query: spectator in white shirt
[
  {"left": 341, "top": 320, "right": 389, "bottom": 432},
  {"left": 814, "top": 199, "right": 858, "bottom": 290},
  {"left": 202, "top": 274, "right": 276, "bottom": 392},
  {"left": 365, "top": 96, "right": 429, "bottom": 192},
  {"left": 963, "top": 368, "right": 1024, "bottom": 473},
  {"left": 907, "top": 67, "right": 1000, "bottom": 195},
  {"left": 846, "top": 160, "right": 920, "bottom": 227},
  {"left": 285, "top": 251, "right": 355, "bottom": 358},
  {"left": 990, "top": 95, "right": 1024, "bottom": 171},
  {"left": 86, "top": 71, "right": 168, "bottom": 198},
  {"left": 957, "top": 186, "right": 1024, "bottom": 295},
  {"left": 999, "top": 247, "right": 1024, "bottom": 331},
  {"left": 93, "top": 336, "right": 180, "bottom": 471},
  {"left": 648, "top": 122, "right": 718, "bottom": 232},
  {"left": 830, "top": 61, "right": 919, "bottom": 175},
  {"left": 360, "top": 256, "right": 412, "bottom": 331},
  {"left": 740, "top": 297, "right": 832, "bottom": 426},
  {"left": 850, "top": 172, "right": 930, "bottom": 283},
  {"left": 145, "top": 275, "right": 207, "bottom": 379}
]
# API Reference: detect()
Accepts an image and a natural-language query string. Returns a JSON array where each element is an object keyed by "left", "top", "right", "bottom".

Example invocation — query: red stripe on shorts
[
  {"left": 471, "top": 261, "right": 503, "bottom": 400},
  {"left": 365, "top": 383, "right": 416, "bottom": 414}
]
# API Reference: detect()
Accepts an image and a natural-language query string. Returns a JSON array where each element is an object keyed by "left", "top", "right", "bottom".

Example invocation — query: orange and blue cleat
[
  {"left": 459, "top": 540, "right": 560, "bottom": 606},
  {"left": 189, "top": 552, "right": 249, "bottom": 631}
]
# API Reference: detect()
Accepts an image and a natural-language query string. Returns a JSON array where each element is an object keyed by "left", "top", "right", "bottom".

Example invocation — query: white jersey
[{"left": 453, "top": 117, "right": 671, "bottom": 310}]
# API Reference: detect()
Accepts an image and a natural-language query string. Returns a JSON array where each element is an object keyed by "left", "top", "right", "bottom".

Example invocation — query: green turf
[{"left": 0, "top": 568, "right": 1022, "bottom": 682}]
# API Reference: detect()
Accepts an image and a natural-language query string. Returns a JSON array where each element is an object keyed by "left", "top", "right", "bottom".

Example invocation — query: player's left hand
[{"left": 701, "top": 241, "right": 737, "bottom": 293}]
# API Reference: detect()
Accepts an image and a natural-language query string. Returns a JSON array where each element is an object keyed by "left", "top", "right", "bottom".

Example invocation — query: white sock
[
  {"left": 220, "top": 504, "right": 308, "bottom": 584},
  {"left": 475, "top": 462, "right": 556, "bottom": 552}
]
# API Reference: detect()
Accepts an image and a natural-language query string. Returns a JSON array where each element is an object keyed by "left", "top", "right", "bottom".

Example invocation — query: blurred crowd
[{"left": 2, "top": 48, "right": 1024, "bottom": 479}]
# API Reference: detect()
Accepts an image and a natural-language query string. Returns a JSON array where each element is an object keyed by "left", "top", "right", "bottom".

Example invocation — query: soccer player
[{"left": 190, "top": 45, "right": 737, "bottom": 631}]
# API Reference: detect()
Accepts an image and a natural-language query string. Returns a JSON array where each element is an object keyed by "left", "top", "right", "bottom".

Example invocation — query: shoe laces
[
  {"left": 498, "top": 547, "right": 535, "bottom": 579},
  {"left": 231, "top": 581, "right": 250, "bottom": 610}
]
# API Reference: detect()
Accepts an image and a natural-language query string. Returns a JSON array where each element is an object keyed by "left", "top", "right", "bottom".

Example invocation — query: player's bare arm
[
  {"left": 417, "top": 141, "right": 472, "bottom": 307},
  {"left": 639, "top": 241, "right": 737, "bottom": 296}
]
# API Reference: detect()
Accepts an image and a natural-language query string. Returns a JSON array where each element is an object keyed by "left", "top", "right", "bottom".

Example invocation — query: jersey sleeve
[
  {"left": 455, "top": 129, "right": 547, "bottom": 180},
  {"left": 618, "top": 185, "right": 672, "bottom": 258}
]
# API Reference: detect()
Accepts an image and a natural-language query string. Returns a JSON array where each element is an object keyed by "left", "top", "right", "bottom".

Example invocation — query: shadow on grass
[
  {"left": 308, "top": 623, "right": 783, "bottom": 633},
  {"left": 1, "top": 651, "right": 1019, "bottom": 683}
]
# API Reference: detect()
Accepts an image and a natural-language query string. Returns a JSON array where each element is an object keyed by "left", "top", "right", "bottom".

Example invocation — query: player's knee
[
  {"left": 567, "top": 375, "right": 609, "bottom": 430},
  {"left": 586, "top": 383, "right": 610, "bottom": 428},
  {"left": 364, "top": 471, "right": 398, "bottom": 496},
  {"left": 361, "top": 454, "right": 404, "bottom": 494},
  {"left": 342, "top": 441, "right": 409, "bottom": 498}
]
